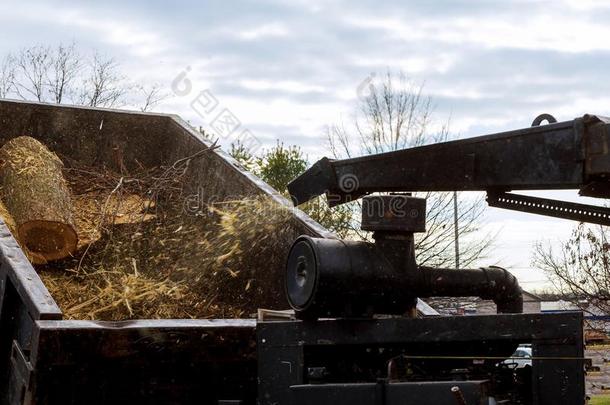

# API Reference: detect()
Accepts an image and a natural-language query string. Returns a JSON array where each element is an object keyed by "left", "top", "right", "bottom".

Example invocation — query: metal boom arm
[{"left": 288, "top": 114, "right": 610, "bottom": 225}]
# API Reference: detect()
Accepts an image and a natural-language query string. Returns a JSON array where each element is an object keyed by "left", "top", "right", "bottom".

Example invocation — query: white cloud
[
  {"left": 54, "top": 11, "right": 170, "bottom": 58},
  {"left": 0, "top": 1, "right": 174, "bottom": 58},
  {"left": 562, "top": 0, "right": 610, "bottom": 11},
  {"left": 235, "top": 23, "right": 289, "bottom": 41},
  {"left": 349, "top": 53, "right": 457, "bottom": 75},
  {"left": 346, "top": 13, "right": 610, "bottom": 53},
  {"left": 238, "top": 79, "right": 325, "bottom": 94}
]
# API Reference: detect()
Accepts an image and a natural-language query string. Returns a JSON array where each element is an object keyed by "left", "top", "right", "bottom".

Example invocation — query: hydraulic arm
[{"left": 289, "top": 114, "right": 610, "bottom": 225}]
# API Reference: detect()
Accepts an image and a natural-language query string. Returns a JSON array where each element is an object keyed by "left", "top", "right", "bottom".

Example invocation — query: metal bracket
[
  {"left": 486, "top": 191, "right": 610, "bottom": 226},
  {"left": 531, "top": 113, "right": 558, "bottom": 126},
  {"left": 9, "top": 340, "right": 33, "bottom": 404}
]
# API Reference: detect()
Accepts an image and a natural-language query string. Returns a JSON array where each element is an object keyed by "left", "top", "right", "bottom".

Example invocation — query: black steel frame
[
  {"left": 257, "top": 312, "right": 585, "bottom": 405},
  {"left": 288, "top": 114, "right": 610, "bottom": 225}
]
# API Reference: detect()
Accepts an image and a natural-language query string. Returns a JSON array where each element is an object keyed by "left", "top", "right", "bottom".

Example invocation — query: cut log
[
  {"left": 0, "top": 198, "right": 48, "bottom": 264},
  {"left": 0, "top": 136, "right": 77, "bottom": 263}
]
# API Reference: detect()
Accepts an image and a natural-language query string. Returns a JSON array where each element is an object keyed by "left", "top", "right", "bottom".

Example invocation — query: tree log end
[{"left": 18, "top": 220, "right": 78, "bottom": 262}]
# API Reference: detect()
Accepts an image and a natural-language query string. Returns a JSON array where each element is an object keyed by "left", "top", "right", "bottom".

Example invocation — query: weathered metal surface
[
  {"left": 0, "top": 99, "right": 334, "bottom": 403},
  {"left": 258, "top": 312, "right": 583, "bottom": 345},
  {"left": 286, "top": 223, "right": 522, "bottom": 318},
  {"left": 0, "top": 101, "right": 591, "bottom": 404},
  {"left": 0, "top": 221, "right": 61, "bottom": 404},
  {"left": 258, "top": 312, "right": 585, "bottom": 405},
  {"left": 360, "top": 195, "right": 426, "bottom": 232},
  {"left": 28, "top": 319, "right": 257, "bottom": 404},
  {"left": 288, "top": 115, "right": 610, "bottom": 225},
  {"left": 487, "top": 191, "right": 610, "bottom": 226},
  {"left": 0, "top": 222, "right": 61, "bottom": 321},
  {"left": 289, "top": 381, "right": 489, "bottom": 405},
  {"left": 0, "top": 98, "right": 335, "bottom": 313}
]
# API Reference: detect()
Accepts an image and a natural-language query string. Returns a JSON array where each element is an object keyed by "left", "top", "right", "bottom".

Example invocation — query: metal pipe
[
  {"left": 285, "top": 236, "right": 523, "bottom": 318},
  {"left": 416, "top": 265, "right": 523, "bottom": 314}
]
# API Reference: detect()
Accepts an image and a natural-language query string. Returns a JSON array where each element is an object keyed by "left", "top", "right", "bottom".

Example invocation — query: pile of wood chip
[{"left": 0, "top": 138, "right": 294, "bottom": 321}]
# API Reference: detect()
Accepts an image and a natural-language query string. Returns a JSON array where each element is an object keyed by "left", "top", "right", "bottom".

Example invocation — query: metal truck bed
[{"left": 0, "top": 99, "right": 329, "bottom": 404}]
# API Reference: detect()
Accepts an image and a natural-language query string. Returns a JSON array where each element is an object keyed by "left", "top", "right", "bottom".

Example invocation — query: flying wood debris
[
  {"left": 52, "top": 154, "right": 290, "bottom": 320},
  {"left": 0, "top": 139, "right": 292, "bottom": 320}
]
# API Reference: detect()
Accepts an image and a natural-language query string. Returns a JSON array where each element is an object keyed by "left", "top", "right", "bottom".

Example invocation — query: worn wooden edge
[{"left": 0, "top": 220, "right": 62, "bottom": 320}]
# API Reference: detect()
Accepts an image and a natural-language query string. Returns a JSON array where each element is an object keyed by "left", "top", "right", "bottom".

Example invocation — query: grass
[{"left": 591, "top": 395, "right": 610, "bottom": 405}]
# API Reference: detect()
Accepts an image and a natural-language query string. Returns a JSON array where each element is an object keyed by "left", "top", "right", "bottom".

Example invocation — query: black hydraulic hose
[{"left": 416, "top": 265, "right": 523, "bottom": 314}]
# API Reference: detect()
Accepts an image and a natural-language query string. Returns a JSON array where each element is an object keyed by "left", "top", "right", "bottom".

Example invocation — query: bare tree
[
  {"left": 12, "top": 45, "right": 52, "bottom": 101},
  {"left": 1, "top": 43, "right": 161, "bottom": 111},
  {"left": 6, "top": 44, "right": 83, "bottom": 103},
  {"left": 79, "top": 52, "right": 127, "bottom": 108},
  {"left": 326, "top": 70, "right": 493, "bottom": 267},
  {"left": 327, "top": 72, "right": 439, "bottom": 161},
  {"left": 0, "top": 55, "right": 15, "bottom": 98},
  {"left": 138, "top": 83, "right": 168, "bottom": 112},
  {"left": 533, "top": 223, "right": 610, "bottom": 313},
  {"left": 47, "top": 43, "right": 81, "bottom": 104}
]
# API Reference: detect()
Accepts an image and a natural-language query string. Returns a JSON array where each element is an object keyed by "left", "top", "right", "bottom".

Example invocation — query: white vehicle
[{"left": 503, "top": 345, "right": 532, "bottom": 369}]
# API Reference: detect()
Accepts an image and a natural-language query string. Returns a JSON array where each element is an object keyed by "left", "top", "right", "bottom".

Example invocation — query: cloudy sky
[{"left": 2, "top": 0, "right": 610, "bottom": 290}]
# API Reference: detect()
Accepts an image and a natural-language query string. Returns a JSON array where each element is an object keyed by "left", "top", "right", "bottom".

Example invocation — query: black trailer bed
[{"left": 0, "top": 99, "right": 330, "bottom": 404}]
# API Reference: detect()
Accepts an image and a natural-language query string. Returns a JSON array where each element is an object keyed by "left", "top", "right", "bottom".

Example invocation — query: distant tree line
[{"left": 0, "top": 43, "right": 165, "bottom": 111}]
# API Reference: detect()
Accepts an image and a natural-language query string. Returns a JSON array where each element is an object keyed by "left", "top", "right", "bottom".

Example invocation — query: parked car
[{"left": 503, "top": 345, "right": 532, "bottom": 369}]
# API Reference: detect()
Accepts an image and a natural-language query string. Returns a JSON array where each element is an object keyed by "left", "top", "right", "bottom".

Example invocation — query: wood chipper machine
[
  {"left": 258, "top": 113, "right": 610, "bottom": 405},
  {"left": 0, "top": 101, "right": 603, "bottom": 404}
]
